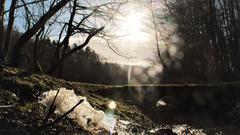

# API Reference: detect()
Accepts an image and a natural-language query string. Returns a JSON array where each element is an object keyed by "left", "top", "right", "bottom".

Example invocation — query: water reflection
[{"left": 98, "top": 85, "right": 240, "bottom": 134}]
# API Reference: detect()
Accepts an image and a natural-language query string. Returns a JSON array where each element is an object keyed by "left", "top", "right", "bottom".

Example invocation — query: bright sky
[
  {"left": 88, "top": 1, "right": 176, "bottom": 66},
  {"left": 6, "top": 0, "right": 177, "bottom": 67},
  {"left": 89, "top": 3, "right": 155, "bottom": 66}
]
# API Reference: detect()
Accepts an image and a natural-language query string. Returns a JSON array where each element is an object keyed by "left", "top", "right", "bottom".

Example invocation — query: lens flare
[{"left": 108, "top": 101, "right": 117, "bottom": 110}]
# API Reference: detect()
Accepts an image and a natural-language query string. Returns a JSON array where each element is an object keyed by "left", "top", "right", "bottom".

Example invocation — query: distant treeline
[
  {"left": 4, "top": 25, "right": 240, "bottom": 84},
  {"left": 20, "top": 34, "right": 129, "bottom": 84},
  {"left": 1, "top": 0, "right": 240, "bottom": 84},
  {"left": 157, "top": 0, "right": 240, "bottom": 82}
]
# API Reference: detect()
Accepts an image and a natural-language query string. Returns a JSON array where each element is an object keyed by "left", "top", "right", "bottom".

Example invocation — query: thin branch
[
  {"left": 64, "top": 26, "right": 104, "bottom": 58},
  {"left": 35, "top": 99, "right": 84, "bottom": 133},
  {"left": 105, "top": 39, "right": 136, "bottom": 59},
  {"left": 3, "top": 0, "right": 48, "bottom": 15},
  {"left": 42, "top": 88, "right": 60, "bottom": 125}
]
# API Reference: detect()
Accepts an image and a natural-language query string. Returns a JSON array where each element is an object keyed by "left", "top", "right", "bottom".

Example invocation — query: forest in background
[
  {"left": 1, "top": 1, "right": 240, "bottom": 134},
  {"left": 0, "top": 0, "right": 240, "bottom": 84}
]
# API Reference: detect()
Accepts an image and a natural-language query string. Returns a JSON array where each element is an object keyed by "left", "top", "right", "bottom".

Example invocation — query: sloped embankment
[{"left": 0, "top": 65, "right": 153, "bottom": 134}]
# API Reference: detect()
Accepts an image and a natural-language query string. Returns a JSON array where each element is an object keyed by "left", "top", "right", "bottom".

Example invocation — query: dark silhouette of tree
[
  {"left": 61, "top": 46, "right": 127, "bottom": 84},
  {"left": 10, "top": 0, "right": 71, "bottom": 67},
  {"left": 162, "top": 0, "right": 240, "bottom": 82},
  {"left": 3, "top": 0, "right": 17, "bottom": 61},
  {"left": 0, "top": 0, "right": 6, "bottom": 60},
  {"left": 0, "top": 0, "right": 125, "bottom": 77}
]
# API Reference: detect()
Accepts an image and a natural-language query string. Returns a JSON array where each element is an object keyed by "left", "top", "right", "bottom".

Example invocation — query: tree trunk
[
  {"left": 33, "top": 28, "right": 44, "bottom": 73},
  {"left": 48, "top": 0, "right": 77, "bottom": 75},
  {"left": 47, "top": 25, "right": 104, "bottom": 75},
  {"left": 229, "top": 0, "right": 240, "bottom": 72},
  {"left": 0, "top": 0, "right": 6, "bottom": 61},
  {"left": 47, "top": 58, "right": 62, "bottom": 75},
  {"left": 3, "top": 0, "right": 17, "bottom": 61},
  {"left": 208, "top": 0, "right": 219, "bottom": 78},
  {"left": 10, "top": 0, "right": 70, "bottom": 67}
]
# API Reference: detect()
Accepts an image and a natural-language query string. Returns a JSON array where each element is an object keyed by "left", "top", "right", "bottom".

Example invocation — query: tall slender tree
[
  {"left": 0, "top": 0, "right": 6, "bottom": 60},
  {"left": 10, "top": 0, "right": 70, "bottom": 67},
  {"left": 3, "top": 0, "right": 17, "bottom": 60}
]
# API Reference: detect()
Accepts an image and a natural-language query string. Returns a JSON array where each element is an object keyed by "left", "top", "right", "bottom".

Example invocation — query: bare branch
[{"left": 3, "top": 0, "right": 49, "bottom": 15}]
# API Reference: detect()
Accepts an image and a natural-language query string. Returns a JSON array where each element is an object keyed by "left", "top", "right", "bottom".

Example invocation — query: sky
[
  {"left": 87, "top": 1, "right": 178, "bottom": 66},
  {"left": 5, "top": 0, "right": 178, "bottom": 67},
  {"left": 68, "top": 0, "right": 159, "bottom": 66}
]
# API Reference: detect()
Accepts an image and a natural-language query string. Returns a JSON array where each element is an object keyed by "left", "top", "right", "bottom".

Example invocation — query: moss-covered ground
[{"left": 0, "top": 65, "right": 154, "bottom": 134}]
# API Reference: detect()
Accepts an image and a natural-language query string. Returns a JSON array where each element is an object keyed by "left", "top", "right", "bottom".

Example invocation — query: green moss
[
  {"left": 18, "top": 102, "right": 39, "bottom": 112},
  {"left": 0, "top": 65, "right": 154, "bottom": 133},
  {"left": 15, "top": 79, "right": 35, "bottom": 89},
  {"left": 85, "top": 93, "right": 153, "bottom": 127}
]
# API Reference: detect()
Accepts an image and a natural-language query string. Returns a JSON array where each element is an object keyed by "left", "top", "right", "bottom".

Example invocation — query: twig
[
  {"left": 45, "top": 99, "right": 84, "bottom": 127},
  {"left": 34, "top": 99, "right": 84, "bottom": 134},
  {"left": 42, "top": 88, "right": 60, "bottom": 125},
  {"left": 0, "top": 104, "right": 14, "bottom": 108}
]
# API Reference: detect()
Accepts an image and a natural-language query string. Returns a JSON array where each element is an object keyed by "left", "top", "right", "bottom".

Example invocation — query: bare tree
[
  {"left": 47, "top": 0, "right": 106, "bottom": 75},
  {"left": 10, "top": 0, "right": 71, "bottom": 67},
  {"left": 164, "top": 0, "right": 240, "bottom": 80},
  {"left": 46, "top": 0, "right": 127, "bottom": 75},
  {"left": 148, "top": 0, "right": 167, "bottom": 67}
]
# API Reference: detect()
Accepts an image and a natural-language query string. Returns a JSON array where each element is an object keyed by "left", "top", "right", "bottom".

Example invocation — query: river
[{"left": 96, "top": 85, "right": 240, "bottom": 134}]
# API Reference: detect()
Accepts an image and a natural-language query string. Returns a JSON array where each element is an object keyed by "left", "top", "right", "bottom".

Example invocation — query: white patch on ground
[
  {"left": 172, "top": 124, "right": 206, "bottom": 135},
  {"left": 40, "top": 88, "right": 116, "bottom": 134},
  {"left": 156, "top": 99, "right": 167, "bottom": 107},
  {"left": 119, "top": 120, "right": 130, "bottom": 125},
  {"left": 150, "top": 124, "right": 207, "bottom": 135}
]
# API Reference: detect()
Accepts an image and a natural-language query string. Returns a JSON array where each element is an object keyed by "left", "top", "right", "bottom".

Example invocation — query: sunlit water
[
  {"left": 39, "top": 85, "right": 240, "bottom": 135},
  {"left": 39, "top": 87, "right": 211, "bottom": 135},
  {"left": 97, "top": 86, "right": 240, "bottom": 134}
]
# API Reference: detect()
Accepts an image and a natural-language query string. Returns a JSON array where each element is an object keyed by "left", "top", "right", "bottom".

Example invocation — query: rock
[{"left": 156, "top": 96, "right": 179, "bottom": 111}]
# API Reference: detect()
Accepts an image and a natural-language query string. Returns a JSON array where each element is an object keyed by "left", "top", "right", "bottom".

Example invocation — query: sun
[
  {"left": 122, "top": 12, "right": 143, "bottom": 34},
  {"left": 115, "top": 11, "right": 149, "bottom": 42}
]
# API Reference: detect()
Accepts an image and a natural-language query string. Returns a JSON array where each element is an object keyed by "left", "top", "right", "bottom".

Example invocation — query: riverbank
[
  {"left": 0, "top": 65, "right": 154, "bottom": 134},
  {"left": 1, "top": 65, "right": 240, "bottom": 134}
]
